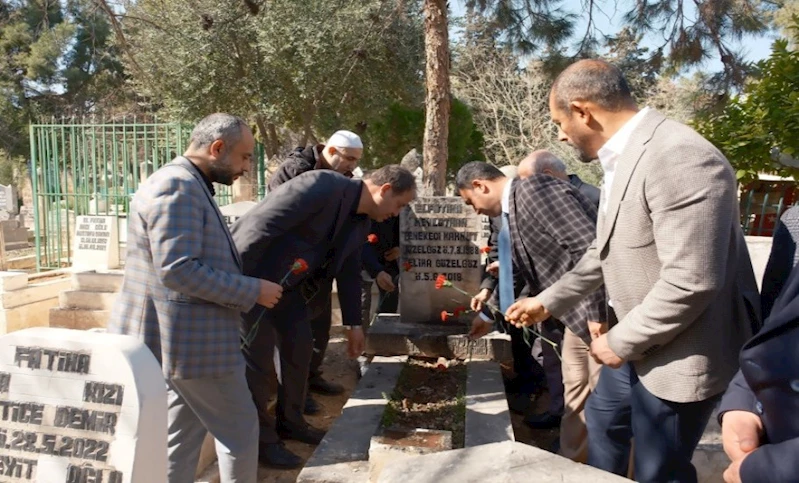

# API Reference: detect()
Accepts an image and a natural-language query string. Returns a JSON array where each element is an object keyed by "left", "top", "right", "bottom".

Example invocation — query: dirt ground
[{"left": 198, "top": 338, "right": 557, "bottom": 483}]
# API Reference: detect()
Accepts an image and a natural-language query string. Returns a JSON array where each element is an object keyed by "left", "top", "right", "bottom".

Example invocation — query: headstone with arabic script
[
  {"left": 0, "top": 327, "right": 167, "bottom": 482},
  {"left": 399, "top": 197, "right": 490, "bottom": 324}
]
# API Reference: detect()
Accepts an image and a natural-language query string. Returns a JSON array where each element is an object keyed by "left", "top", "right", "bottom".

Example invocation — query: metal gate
[{"left": 29, "top": 120, "right": 265, "bottom": 270}]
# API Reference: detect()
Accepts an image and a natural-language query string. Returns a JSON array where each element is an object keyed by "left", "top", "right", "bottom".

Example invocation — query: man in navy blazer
[
  {"left": 718, "top": 262, "right": 799, "bottom": 483},
  {"left": 231, "top": 165, "right": 416, "bottom": 467}
]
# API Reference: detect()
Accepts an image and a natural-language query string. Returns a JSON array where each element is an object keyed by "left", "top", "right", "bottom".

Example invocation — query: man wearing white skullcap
[{"left": 268, "top": 130, "right": 363, "bottom": 189}]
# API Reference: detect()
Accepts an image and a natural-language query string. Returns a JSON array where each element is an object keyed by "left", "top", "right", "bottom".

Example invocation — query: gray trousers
[{"left": 166, "top": 368, "right": 259, "bottom": 483}]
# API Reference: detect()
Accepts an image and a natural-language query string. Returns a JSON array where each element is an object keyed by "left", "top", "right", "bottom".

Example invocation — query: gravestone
[
  {"left": 0, "top": 327, "right": 167, "bottom": 482},
  {"left": 219, "top": 201, "right": 257, "bottom": 227},
  {"left": 399, "top": 197, "right": 490, "bottom": 324},
  {"left": 0, "top": 185, "right": 18, "bottom": 215},
  {"left": 72, "top": 216, "right": 120, "bottom": 271}
]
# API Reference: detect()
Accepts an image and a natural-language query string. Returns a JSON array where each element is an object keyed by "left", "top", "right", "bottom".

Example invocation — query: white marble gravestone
[
  {"left": 72, "top": 216, "right": 119, "bottom": 271},
  {"left": 219, "top": 201, "right": 257, "bottom": 227},
  {"left": 0, "top": 185, "right": 18, "bottom": 215},
  {"left": 0, "top": 327, "right": 167, "bottom": 482},
  {"left": 399, "top": 197, "right": 490, "bottom": 324}
]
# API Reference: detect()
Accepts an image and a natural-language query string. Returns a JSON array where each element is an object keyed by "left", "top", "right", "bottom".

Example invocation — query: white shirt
[
  {"left": 596, "top": 107, "right": 650, "bottom": 215},
  {"left": 480, "top": 179, "right": 514, "bottom": 322}
]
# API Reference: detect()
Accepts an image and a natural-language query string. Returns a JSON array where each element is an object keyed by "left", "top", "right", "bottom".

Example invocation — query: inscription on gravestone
[
  {"left": 72, "top": 216, "right": 119, "bottom": 271},
  {"left": 399, "top": 197, "right": 490, "bottom": 324},
  {"left": 0, "top": 328, "right": 167, "bottom": 482}
]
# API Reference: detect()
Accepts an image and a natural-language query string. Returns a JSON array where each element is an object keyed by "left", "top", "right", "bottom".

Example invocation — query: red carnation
[
  {"left": 434, "top": 274, "right": 449, "bottom": 290},
  {"left": 454, "top": 306, "right": 467, "bottom": 317},
  {"left": 480, "top": 246, "right": 490, "bottom": 254},
  {"left": 291, "top": 258, "right": 309, "bottom": 274},
  {"left": 367, "top": 234, "right": 379, "bottom": 244},
  {"left": 403, "top": 261, "right": 413, "bottom": 272},
  {"left": 441, "top": 311, "right": 449, "bottom": 322}
]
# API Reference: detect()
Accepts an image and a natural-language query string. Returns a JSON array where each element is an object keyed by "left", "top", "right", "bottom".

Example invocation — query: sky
[{"left": 449, "top": 0, "right": 778, "bottom": 70}]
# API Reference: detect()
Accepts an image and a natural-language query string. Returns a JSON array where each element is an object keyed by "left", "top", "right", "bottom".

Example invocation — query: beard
[
  {"left": 208, "top": 155, "right": 239, "bottom": 185},
  {"left": 568, "top": 143, "right": 597, "bottom": 164}
]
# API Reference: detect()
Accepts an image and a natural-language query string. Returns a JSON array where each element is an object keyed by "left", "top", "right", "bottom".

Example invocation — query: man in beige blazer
[{"left": 506, "top": 59, "right": 761, "bottom": 482}]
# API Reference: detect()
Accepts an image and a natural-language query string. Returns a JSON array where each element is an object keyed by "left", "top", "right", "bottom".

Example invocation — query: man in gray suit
[
  {"left": 506, "top": 60, "right": 760, "bottom": 482},
  {"left": 108, "top": 113, "right": 284, "bottom": 483},
  {"left": 231, "top": 165, "right": 416, "bottom": 467}
]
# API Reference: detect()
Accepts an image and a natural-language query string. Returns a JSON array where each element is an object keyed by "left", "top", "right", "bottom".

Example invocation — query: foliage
[
  {"left": 364, "top": 99, "right": 485, "bottom": 176},
  {"left": 0, "top": 0, "right": 127, "bottom": 161},
  {"left": 119, "top": 0, "right": 424, "bottom": 148},
  {"left": 461, "top": 0, "right": 775, "bottom": 90},
  {"left": 695, "top": 21, "right": 799, "bottom": 183},
  {"left": 453, "top": 30, "right": 705, "bottom": 186}
]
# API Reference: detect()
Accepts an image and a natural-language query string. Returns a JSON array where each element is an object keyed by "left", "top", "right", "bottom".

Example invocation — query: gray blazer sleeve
[{"left": 144, "top": 174, "right": 260, "bottom": 312}]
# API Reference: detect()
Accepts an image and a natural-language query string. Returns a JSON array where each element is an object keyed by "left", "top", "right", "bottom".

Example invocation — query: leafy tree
[
  {"left": 0, "top": 0, "right": 126, "bottom": 177},
  {"left": 365, "top": 99, "right": 485, "bottom": 177},
  {"left": 118, "top": 0, "right": 424, "bottom": 153},
  {"left": 695, "top": 20, "right": 799, "bottom": 183}
]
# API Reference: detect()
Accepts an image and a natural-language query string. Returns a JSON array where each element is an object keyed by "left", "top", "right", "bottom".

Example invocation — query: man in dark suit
[
  {"left": 718, "top": 262, "right": 799, "bottom": 483},
  {"left": 267, "top": 130, "right": 363, "bottom": 411},
  {"left": 231, "top": 165, "right": 416, "bottom": 468},
  {"left": 109, "top": 113, "right": 284, "bottom": 482},
  {"left": 456, "top": 161, "right": 606, "bottom": 462},
  {"left": 517, "top": 150, "right": 601, "bottom": 207}
]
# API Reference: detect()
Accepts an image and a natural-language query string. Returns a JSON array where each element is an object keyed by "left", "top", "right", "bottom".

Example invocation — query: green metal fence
[{"left": 29, "top": 120, "right": 265, "bottom": 271}]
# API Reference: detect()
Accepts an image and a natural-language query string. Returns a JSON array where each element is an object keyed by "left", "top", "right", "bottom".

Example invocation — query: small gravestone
[
  {"left": 399, "top": 197, "right": 490, "bottom": 324},
  {"left": 72, "top": 216, "right": 120, "bottom": 271},
  {"left": 0, "top": 327, "right": 167, "bottom": 482},
  {"left": 219, "top": 201, "right": 256, "bottom": 227},
  {"left": 0, "top": 185, "right": 18, "bottom": 215}
]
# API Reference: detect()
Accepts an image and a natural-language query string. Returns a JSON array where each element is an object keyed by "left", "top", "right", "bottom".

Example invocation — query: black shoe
[
  {"left": 506, "top": 393, "right": 533, "bottom": 414},
  {"left": 304, "top": 395, "right": 320, "bottom": 415},
  {"left": 523, "top": 411, "right": 562, "bottom": 429},
  {"left": 258, "top": 442, "right": 302, "bottom": 469},
  {"left": 277, "top": 423, "right": 326, "bottom": 445},
  {"left": 309, "top": 376, "right": 344, "bottom": 395}
]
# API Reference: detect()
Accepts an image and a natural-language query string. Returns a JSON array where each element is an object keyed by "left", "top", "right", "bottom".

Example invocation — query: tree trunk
[{"left": 422, "top": 0, "right": 450, "bottom": 196}]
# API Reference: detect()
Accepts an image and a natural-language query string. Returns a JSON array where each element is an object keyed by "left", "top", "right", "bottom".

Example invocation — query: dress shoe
[
  {"left": 506, "top": 393, "right": 533, "bottom": 414},
  {"left": 258, "top": 442, "right": 302, "bottom": 469},
  {"left": 309, "top": 376, "right": 344, "bottom": 395},
  {"left": 304, "top": 395, "right": 320, "bottom": 415},
  {"left": 523, "top": 411, "right": 562, "bottom": 430},
  {"left": 277, "top": 423, "right": 326, "bottom": 445}
]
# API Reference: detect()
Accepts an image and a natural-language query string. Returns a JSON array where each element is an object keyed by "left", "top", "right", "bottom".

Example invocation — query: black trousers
[
  {"left": 241, "top": 291, "right": 312, "bottom": 445},
  {"left": 308, "top": 294, "right": 332, "bottom": 380}
]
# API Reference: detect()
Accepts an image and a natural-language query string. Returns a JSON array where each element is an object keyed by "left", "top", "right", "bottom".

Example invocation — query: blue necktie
[{"left": 498, "top": 212, "right": 514, "bottom": 313}]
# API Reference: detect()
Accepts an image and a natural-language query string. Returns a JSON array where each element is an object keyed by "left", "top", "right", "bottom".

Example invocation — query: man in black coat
[
  {"left": 231, "top": 166, "right": 415, "bottom": 468},
  {"left": 718, "top": 261, "right": 799, "bottom": 483},
  {"left": 267, "top": 130, "right": 363, "bottom": 412}
]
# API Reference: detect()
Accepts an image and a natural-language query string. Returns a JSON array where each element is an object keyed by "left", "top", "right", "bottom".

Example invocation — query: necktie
[{"left": 498, "top": 212, "right": 514, "bottom": 313}]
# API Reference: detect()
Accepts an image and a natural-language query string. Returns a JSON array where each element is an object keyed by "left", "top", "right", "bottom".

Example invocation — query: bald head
[
  {"left": 517, "top": 150, "right": 568, "bottom": 181},
  {"left": 551, "top": 59, "right": 636, "bottom": 114}
]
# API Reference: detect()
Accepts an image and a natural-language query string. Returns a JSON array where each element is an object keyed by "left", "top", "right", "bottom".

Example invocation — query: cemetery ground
[{"left": 194, "top": 334, "right": 557, "bottom": 483}]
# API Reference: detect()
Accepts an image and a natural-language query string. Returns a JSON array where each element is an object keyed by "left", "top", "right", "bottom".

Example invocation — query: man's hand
[
  {"left": 471, "top": 288, "right": 492, "bottom": 312},
  {"left": 346, "top": 327, "right": 365, "bottom": 358},
  {"left": 504, "top": 297, "right": 551, "bottom": 328},
  {"left": 486, "top": 261, "right": 499, "bottom": 277},
  {"left": 469, "top": 315, "right": 493, "bottom": 339},
  {"left": 256, "top": 280, "right": 283, "bottom": 308},
  {"left": 384, "top": 247, "right": 401, "bottom": 262},
  {"left": 376, "top": 271, "right": 396, "bottom": 292},
  {"left": 722, "top": 410, "right": 763, "bottom": 462},
  {"left": 588, "top": 321, "right": 608, "bottom": 340},
  {"left": 723, "top": 453, "right": 750, "bottom": 483},
  {"left": 589, "top": 334, "right": 624, "bottom": 368}
]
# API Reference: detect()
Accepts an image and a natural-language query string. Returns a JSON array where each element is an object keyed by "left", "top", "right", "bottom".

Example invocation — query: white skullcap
[{"left": 326, "top": 130, "right": 363, "bottom": 149}]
